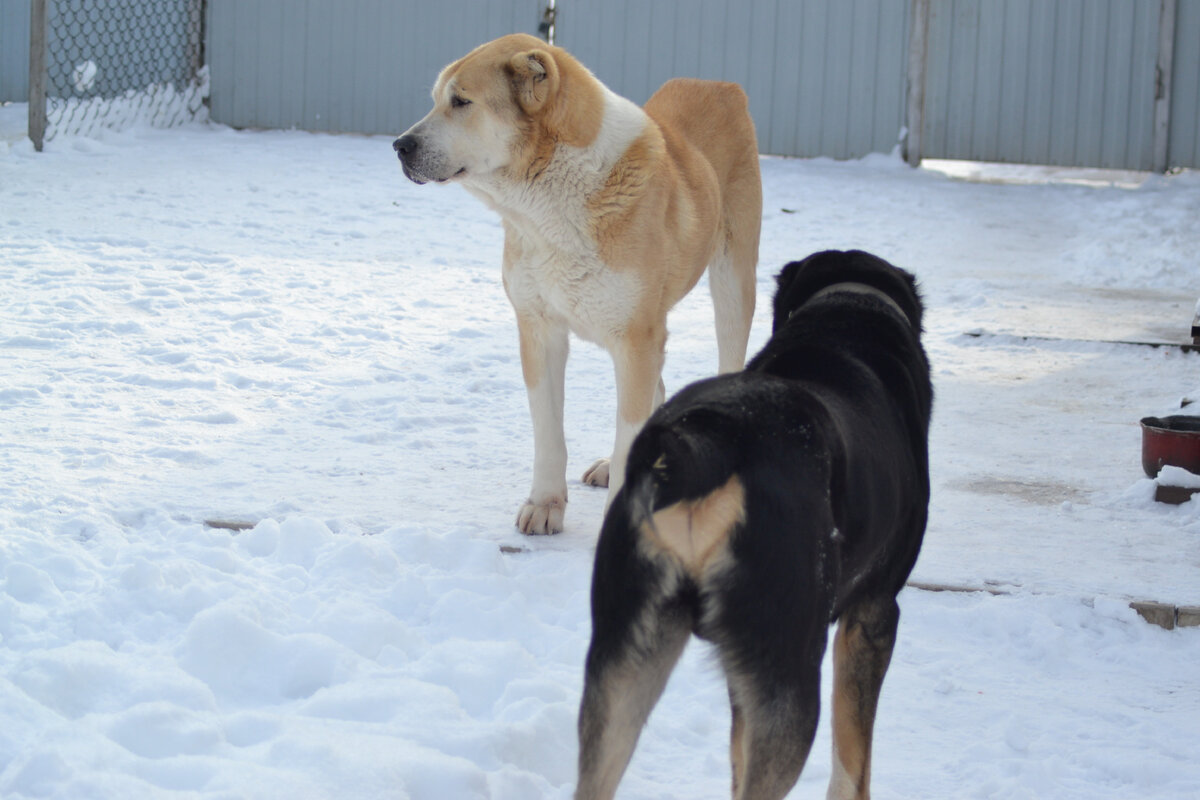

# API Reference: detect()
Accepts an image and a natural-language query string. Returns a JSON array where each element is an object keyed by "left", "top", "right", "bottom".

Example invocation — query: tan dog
[{"left": 394, "top": 34, "right": 761, "bottom": 534}]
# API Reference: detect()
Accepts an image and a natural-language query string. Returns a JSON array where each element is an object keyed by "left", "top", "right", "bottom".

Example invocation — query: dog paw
[
  {"left": 582, "top": 458, "right": 610, "bottom": 488},
  {"left": 516, "top": 496, "right": 565, "bottom": 535}
]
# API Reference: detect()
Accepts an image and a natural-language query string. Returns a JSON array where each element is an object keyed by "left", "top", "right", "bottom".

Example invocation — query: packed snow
[{"left": 2, "top": 106, "right": 1199, "bottom": 799}]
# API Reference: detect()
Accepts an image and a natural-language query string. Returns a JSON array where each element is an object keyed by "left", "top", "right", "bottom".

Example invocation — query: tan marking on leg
[
  {"left": 601, "top": 325, "right": 667, "bottom": 500},
  {"left": 827, "top": 747, "right": 858, "bottom": 800},
  {"left": 613, "top": 325, "right": 666, "bottom": 425},
  {"left": 730, "top": 698, "right": 747, "bottom": 797},
  {"left": 724, "top": 668, "right": 818, "bottom": 800},
  {"left": 827, "top": 601, "right": 898, "bottom": 800},
  {"left": 709, "top": 184, "right": 760, "bottom": 374},
  {"left": 639, "top": 475, "right": 744, "bottom": 579},
  {"left": 576, "top": 661, "right": 653, "bottom": 800},
  {"left": 829, "top": 620, "right": 869, "bottom": 800},
  {"left": 576, "top": 620, "right": 690, "bottom": 800}
]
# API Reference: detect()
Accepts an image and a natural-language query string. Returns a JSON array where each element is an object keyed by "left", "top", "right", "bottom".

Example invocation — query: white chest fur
[{"left": 466, "top": 88, "right": 649, "bottom": 344}]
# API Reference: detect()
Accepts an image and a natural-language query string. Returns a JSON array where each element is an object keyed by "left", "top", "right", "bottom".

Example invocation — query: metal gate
[
  {"left": 23, "top": 0, "right": 207, "bottom": 151},
  {"left": 907, "top": 0, "right": 1198, "bottom": 170}
]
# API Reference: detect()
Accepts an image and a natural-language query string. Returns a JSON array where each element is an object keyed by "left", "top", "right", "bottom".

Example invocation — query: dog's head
[
  {"left": 772, "top": 250, "right": 924, "bottom": 334},
  {"left": 393, "top": 34, "right": 602, "bottom": 186}
]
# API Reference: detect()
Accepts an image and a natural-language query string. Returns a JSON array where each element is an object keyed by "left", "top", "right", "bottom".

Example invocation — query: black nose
[{"left": 393, "top": 134, "right": 417, "bottom": 158}]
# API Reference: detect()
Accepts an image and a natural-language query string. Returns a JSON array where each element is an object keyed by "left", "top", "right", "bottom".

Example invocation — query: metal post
[
  {"left": 28, "top": 0, "right": 48, "bottom": 152},
  {"left": 1153, "top": 0, "right": 1177, "bottom": 173},
  {"left": 197, "top": 0, "right": 208, "bottom": 77},
  {"left": 539, "top": 0, "right": 557, "bottom": 45},
  {"left": 904, "top": 0, "right": 930, "bottom": 167}
]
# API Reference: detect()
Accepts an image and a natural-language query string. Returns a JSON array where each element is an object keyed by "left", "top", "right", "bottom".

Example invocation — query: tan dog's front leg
[{"left": 515, "top": 313, "right": 570, "bottom": 534}]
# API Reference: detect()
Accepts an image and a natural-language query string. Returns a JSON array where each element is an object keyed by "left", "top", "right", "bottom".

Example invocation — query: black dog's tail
[{"left": 621, "top": 402, "right": 740, "bottom": 526}]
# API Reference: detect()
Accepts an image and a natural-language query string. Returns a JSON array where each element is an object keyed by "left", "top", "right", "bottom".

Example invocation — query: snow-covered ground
[{"left": 2, "top": 106, "right": 1199, "bottom": 798}]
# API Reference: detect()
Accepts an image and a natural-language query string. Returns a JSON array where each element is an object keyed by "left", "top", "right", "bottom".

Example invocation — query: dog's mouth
[
  {"left": 401, "top": 160, "right": 467, "bottom": 186},
  {"left": 435, "top": 167, "right": 468, "bottom": 184}
]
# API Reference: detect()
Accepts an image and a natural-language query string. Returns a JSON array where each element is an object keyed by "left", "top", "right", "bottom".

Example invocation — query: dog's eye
[{"left": 451, "top": 95, "right": 472, "bottom": 109}]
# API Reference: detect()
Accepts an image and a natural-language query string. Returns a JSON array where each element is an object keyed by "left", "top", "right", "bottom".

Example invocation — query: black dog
[{"left": 575, "top": 250, "right": 933, "bottom": 800}]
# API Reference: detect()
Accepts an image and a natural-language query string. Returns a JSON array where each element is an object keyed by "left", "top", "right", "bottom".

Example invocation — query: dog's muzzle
[{"left": 393, "top": 134, "right": 427, "bottom": 185}]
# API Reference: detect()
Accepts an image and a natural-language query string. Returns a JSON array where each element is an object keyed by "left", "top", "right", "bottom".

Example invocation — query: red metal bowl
[{"left": 1141, "top": 416, "right": 1200, "bottom": 478}]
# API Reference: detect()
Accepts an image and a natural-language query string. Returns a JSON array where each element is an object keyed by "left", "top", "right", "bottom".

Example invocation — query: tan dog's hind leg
[
  {"left": 585, "top": 327, "right": 666, "bottom": 502},
  {"left": 709, "top": 163, "right": 761, "bottom": 374},
  {"left": 581, "top": 377, "right": 663, "bottom": 491},
  {"left": 709, "top": 249, "right": 754, "bottom": 374},
  {"left": 515, "top": 313, "right": 570, "bottom": 534},
  {"left": 581, "top": 458, "right": 610, "bottom": 489},
  {"left": 827, "top": 597, "right": 900, "bottom": 800}
]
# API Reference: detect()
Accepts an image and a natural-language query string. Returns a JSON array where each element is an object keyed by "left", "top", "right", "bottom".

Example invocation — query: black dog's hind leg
[
  {"left": 827, "top": 595, "right": 900, "bottom": 800},
  {"left": 723, "top": 647, "right": 823, "bottom": 800},
  {"left": 728, "top": 687, "right": 745, "bottom": 796},
  {"left": 576, "top": 495, "right": 694, "bottom": 800},
  {"left": 575, "top": 600, "right": 690, "bottom": 800}
]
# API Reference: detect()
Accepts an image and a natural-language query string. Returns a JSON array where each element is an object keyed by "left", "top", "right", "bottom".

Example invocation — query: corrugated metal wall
[
  {"left": 206, "top": 0, "right": 910, "bottom": 158},
  {"left": 921, "top": 0, "right": 1163, "bottom": 169},
  {"left": 202, "top": 0, "right": 1198, "bottom": 168},
  {"left": 205, "top": 0, "right": 541, "bottom": 134},
  {"left": 5, "top": 0, "right": 1198, "bottom": 168},
  {"left": 0, "top": 0, "right": 31, "bottom": 102},
  {"left": 1171, "top": 0, "right": 1200, "bottom": 168},
  {"left": 555, "top": 0, "right": 911, "bottom": 159}
]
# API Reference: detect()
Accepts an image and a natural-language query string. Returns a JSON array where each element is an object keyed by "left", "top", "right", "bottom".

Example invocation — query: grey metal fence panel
[
  {"left": 197, "top": 0, "right": 1200, "bottom": 167},
  {"left": 205, "top": 0, "right": 541, "bottom": 134},
  {"left": 922, "top": 0, "right": 1162, "bottom": 169},
  {"left": 555, "top": 0, "right": 910, "bottom": 159},
  {"left": 0, "top": 0, "right": 32, "bottom": 102},
  {"left": 1170, "top": 0, "right": 1200, "bottom": 167}
]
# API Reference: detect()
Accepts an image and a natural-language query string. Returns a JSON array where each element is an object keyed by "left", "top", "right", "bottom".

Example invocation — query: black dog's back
[
  {"left": 575, "top": 250, "right": 933, "bottom": 800},
  {"left": 616, "top": 249, "right": 932, "bottom": 615},
  {"left": 749, "top": 250, "right": 933, "bottom": 608}
]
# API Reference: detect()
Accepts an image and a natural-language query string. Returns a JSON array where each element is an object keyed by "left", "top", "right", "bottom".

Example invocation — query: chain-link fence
[{"left": 29, "top": 0, "right": 207, "bottom": 151}]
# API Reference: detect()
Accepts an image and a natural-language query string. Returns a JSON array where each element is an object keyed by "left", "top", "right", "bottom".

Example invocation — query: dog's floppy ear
[
  {"left": 771, "top": 260, "right": 809, "bottom": 333},
  {"left": 508, "top": 49, "right": 559, "bottom": 114}
]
